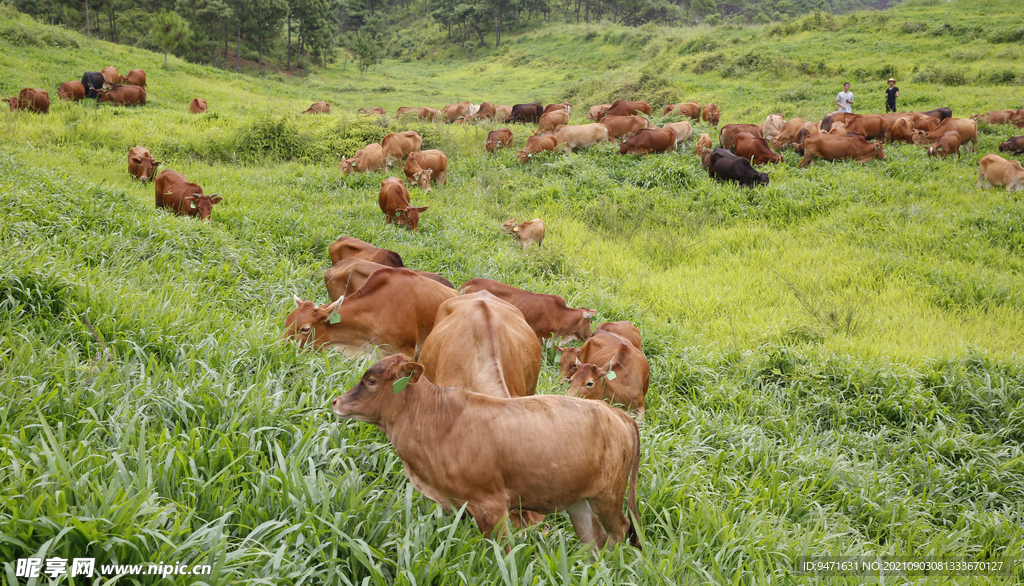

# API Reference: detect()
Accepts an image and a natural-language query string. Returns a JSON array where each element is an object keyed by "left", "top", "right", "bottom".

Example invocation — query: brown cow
[
  {"left": 328, "top": 236, "right": 403, "bottom": 267},
  {"left": 916, "top": 116, "right": 940, "bottom": 132},
  {"left": 118, "top": 69, "right": 146, "bottom": 87},
  {"left": 588, "top": 104, "right": 612, "bottom": 121},
  {"left": 403, "top": 150, "right": 448, "bottom": 192},
  {"left": 761, "top": 115, "right": 785, "bottom": 139},
  {"left": 557, "top": 321, "right": 642, "bottom": 381},
  {"left": 379, "top": 177, "right": 428, "bottom": 232},
  {"left": 485, "top": 128, "right": 514, "bottom": 153},
  {"left": 977, "top": 154, "right": 1024, "bottom": 192},
  {"left": 827, "top": 121, "right": 847, "bottom": 135},
  {"left": 459, "top": 279, "right": 595, "bottom": 342},
  {"left": 286, "top": 270, "right": 457, "bottom": 357},
  {"left": 695, "top": 133, "right": 712, "bottom": 156},
  {"left": 154, "top": 170, "right": 222, "bottom": 221},
  {"left": 798, "top": 134, "right": 885, "bottom": 168},
  {"left": 926, "top": 131, "right": 961, "bottom": 159},
  {"left": 664, "top": 101, "right": 701, "bottom": 120},
  {"left": 998, "top": 136, "right": 1024, "bottom": 154},
  {"left": 189, "top": 98, "right": 208, "bottom": 114},
  {"left": 382, "top": 131, "right": 423, "bottom": 166},
  {"left": 472, "top": 102, "right": 496, "bottom": 121},
  {"left": 600, "top": 115, "right": 650, "bottom": 140},
  {"left": 302, "top": 101, "right": 330, "bottom": 114},
  {"left": 57, "top": 81, "right": 85, "bottom": 101},
  {"left": 662, "top": 121, "right": 693, "bottom": 150},
  {"left": 395, "top": 106, "right": 442, "bottom": 122},
  {"left": 887, "top": 117, "right": 916, "bottom": 144},
  {"left": 500, "top": 218, "right": 546, "bottom": 249},
  {"left": 325, "top": 257, "right": 453, "bottom": 301},
  {"left": 819, "top": 111, "right": 850, "bottom": 132},
  {"left": 842, "top": 114, "right": 886, "bottom": 140},
  {"left": 340, "top": 143, "right": 385, "bottom": 175},
  {"left": 330, "top": 354, "right": 642, "bottom": 551},
  {"left": 4, "top": 88, "right": 50, "bottom": 113},
  {"left": 535, "top": 110, "right": 570, "bottom": 135},
  {"left": 769, "top": 118, "right": 805, "bottom": 150},
  {"left": 358, "top": 107, "right": 387, "bottom": 116},
  {"left": 97, "top": 86, "right": 146, "bottom": 106},
  {"left": 972, "top": 110, "right": 1018, "bottom": 125},
  {"left": 600, "top": 100, "right": 651, "bottom": 119},
  {"left": 420, "top": 291, "right": 541, "bottom": 399},
  {"left": 444, "top": 101, "right": 472, "bottom": 123},
  {"left": 795, "top": 122, "right": 819, "bottom": 147},
  {"left": 733, "top": 133, "right": 784, "bottom": 165},
  {"left": 566, "top": 330, "right": 650, "bottom": 418},
  {"left": 701, "top": 103, "right": 720, "bottom": 126},
  {"left": 100, "top": 66, "right": 119, "bottom": 87},
  {"left": 619, "top": 127, "right": 676, "bottom": 155},
  {"left": 127, "top": 146, "right": 161, "bottom": 182},
  {"left": 544, "top": 102, "right": 571, "bottom": 116},
  {"left": 719, "top": 124, "right": 762, "bottom": 150},
  {"left": 516, "top": 134, "right": 560, "bottom": 163},
  {"left": 913, "top": 118, "right": 978, "bottom": 153},
  {"left": 554, "top": 123, "right": 609, "bottom": 153}
]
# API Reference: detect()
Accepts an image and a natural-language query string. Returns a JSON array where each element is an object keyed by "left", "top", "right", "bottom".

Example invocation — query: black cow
[
  {"left": 81, "top": 71, "right": 105, "bottom": 99},
  {"left": 999, "top": 136, "right": 1024, "bottom": 154},
  {"left": 507, "top": 102, "right": 543, "bottom": 124},
  {"left": 924, "top": 107, "right": 952, "bottom": 121},
  {"left": 705, "top": 148, "right": 769, "bottom": 187}
]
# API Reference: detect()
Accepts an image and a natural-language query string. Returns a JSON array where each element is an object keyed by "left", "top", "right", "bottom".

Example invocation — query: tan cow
[
  {"left": 916, "top": 116, "right": 941, "bottom": 132},
  {"left": 701, "top": 103, "right": 720, "bottom": 126},
  {"left": 977, "top": 154, "right": 1024, "bottom": 191},
  {"left": 795, "top": 122, "right": 819, "bottom": 147},
  {"left": 661, "top": 121, "right": 693, "bottom": 150},
  {"left": 588, "top": 104, "right": 612, "bottom": 121},
  {"left": 500, "top": 218, "right": 546, "bottom": 249},
  {"left": 395, "top": 107, "right": 442, "bottom": 122},
  {"left": 719, "top": 124, "right": 762, "bottom": 150},
  {"left": 100, "top": 66, "right": 119, "bottom": 87},
  {"left": 566, "top": 330, "right": 650, "bottom": 418},
  {"left": 761, "top": 115, "right": 785, "bottom": 139},
  {"left": 472, "top": 102, "right": 496, "bottom": 121},
  {"left": 827, "top": 121, "right": 847, "bottom": 135},
  {"left": 57, "top": 81, "right": 85, "bottom": 101},
  {"left": 324, "top": 258, "right": 453, "bottom": 301},
  {"left": 768, "top": 118, "right": 805, "bottom": 150},
  {"left": 128, "top": 145, "right": 161, "bottom": 182},
  {"left": 695, "top": 133, "right": 712, "bottom": 156},
  {"left": 382, "top": 131, "right": 423, "bottom": 166},
  {"left": 557, "top": 321, "right": 642, "bottom": 380},
  {"left": 664, "top": 101, "right": 701, "bottom": 120},
  {"left": 189, "top": 98, "right": 208, "bottom": 114},
  {"left": 340, "top": 143, "right": 385, "bottom": 175},
  {"left": 358, "top": 107, "right": 386, "bottom": 116},
  {"left": 459, "top": 279, "right": 595, "bottom": 342},
  {"left": 403, "top": 150, "right": 447, "bottom": 192},
  {"left": 798, "top": 134, "right": 885, "bottom": 168},
  {"left": 328, "top": 236, "right": 403, "bottom": 267},
  {"left": 285, "top": 269, "right": 458, "bottom": 357},
  {"left": 843, "top": 114, "right": 886, "bottom": 140},
  {"left": 972, "top": 110, "right": 1018, "bottom": 125},
  {"left": 118, "top": 69, "right": 146, "bottom": 87},
  {"left": 553, "top": 123, "right": 609, "bottom": 153},
  {"left": 444, "top": 101, "right": 472, "bottom": 123},
  {"left": 379, "top": 177, "right": 428, "bottom": 232},
  {"left": 302, "top": 101, "right": 330, "bottom": 114},
  {"left": 535, "top": 110, "right": 570, "bottom": 135},
  {"left": 154, "top": 170, "right": 222, "bottom": 221},
  {"left": 485, "top": 128, "right": 514, "bottom": 153},
  {"left": 913, "top": 118, "right": 978, "bottom": 152},
  {"left": 544, "top": 102, "right": 571, "bottom": 116},
  {"left": 516, "top": 134, "right": 560, "bottom": 163},
  {"left": 926, "top": 131, "right": 961, "bottom": 159},
  {"left": 600, "top": 115, "right": 649, "bottom": 140},
  {"left": 420, "top": 291, "right": 541, "bottom": 399},
  {"left": 331, "top": 354, "right": 642, "bottom": 551},
  {"left": 494, "top": 105, "right": 513, "bottom": 122}
]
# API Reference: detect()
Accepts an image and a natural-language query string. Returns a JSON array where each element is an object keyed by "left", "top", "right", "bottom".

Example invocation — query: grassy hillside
[{"left": 2, "top": 0, "right": 1024, "bottom": 584}]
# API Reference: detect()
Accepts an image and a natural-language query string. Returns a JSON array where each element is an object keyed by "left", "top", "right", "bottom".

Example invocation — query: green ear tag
[
  {"left": 392, "top": 375, "right": 411, "bottom": 394},
  {"left": 328, "top": 312, "right": 340, "bottom": 324},
  {"left": 605, "top": 371, "right": 617, "bottom": 380}
]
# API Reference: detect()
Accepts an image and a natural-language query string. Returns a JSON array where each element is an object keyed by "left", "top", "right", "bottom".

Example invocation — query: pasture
[{"left": 2, "top": 0, "right": 1024, "bottom": 584}]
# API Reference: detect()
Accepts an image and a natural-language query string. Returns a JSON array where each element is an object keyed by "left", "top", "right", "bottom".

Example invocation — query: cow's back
[{"left": 329, "top": 236, "right": 404, "bottom": 267}]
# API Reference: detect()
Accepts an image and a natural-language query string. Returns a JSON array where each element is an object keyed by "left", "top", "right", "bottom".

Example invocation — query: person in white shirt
[{"left": 836, "top": 82, "right": 854, "bottom": 113}]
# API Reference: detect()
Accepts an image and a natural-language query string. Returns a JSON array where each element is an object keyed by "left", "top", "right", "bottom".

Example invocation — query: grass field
[{"left": 2, "top": 0, "right": 1024, "bottom": 583}]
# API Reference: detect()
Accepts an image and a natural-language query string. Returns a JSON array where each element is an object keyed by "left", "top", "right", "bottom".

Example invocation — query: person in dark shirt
[{"left": 885, "top": 78, "right": 899, "bottom": 113}]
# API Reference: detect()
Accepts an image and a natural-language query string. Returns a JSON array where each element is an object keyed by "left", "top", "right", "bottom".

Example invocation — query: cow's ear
[
  {"left": 293, "top": 295, "right": 303, "bottom": 307},
  {"left": 399, "top": 361, "right": 424, "bottom": 384},
  {"left": 581, "top": 308, "right": 596, "bottom": 319},
  {"left": 210, "top": 196, "right": 223, "bottom": 205},
  {"left": 153, "top": 161, "right": 161, "bottom": 167},
  {"left": 413, "top": 206, "right": 428, "bottom": 212},
  {"left": 130, "top": 157, "right": 142, "bottom": 164}
]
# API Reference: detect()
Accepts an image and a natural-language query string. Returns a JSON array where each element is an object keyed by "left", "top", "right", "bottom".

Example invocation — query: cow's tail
[{"left": 625, "top": 418, "right": 642, "bottom": 550}]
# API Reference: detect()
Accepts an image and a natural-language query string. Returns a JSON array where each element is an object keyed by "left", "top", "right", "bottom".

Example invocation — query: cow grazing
[
  {"left": 358, "top": 107, "right": 386, "bottom": 116},
  {"left": 842, "top": 114, "right": 886, "bottom": 140},
  {"left": 4, "top": 88, "right": 49, "bottom": 113},
  {"left": 599, "top": 100, "right": 651, "bottom": 120},
  {"left": 97, "top": 86, "right": 146, "bottom": 106},
  {"left": 554, "top": 123, "right": 609, "bottom": 153},
  {"left": 719, "top": 124, "right": 762, "bottom": 150},
  {"left": 459, "top": 279, "right": 595, "bottom": 342},
  {"left": 302, "top": 101, "right": 330, "bottom": 114},
  {"left": 704, "top": 148, "right": 770, "bottom": 186},
  {"left": 420, "top": 291, "right": 541, "bottom": 399},
  {"left": 971, "top": 110, "right": 1018, "bottom": 125},
  {"left": 557, "top": 321, "right": 642, "bottom": 381},
  {"left": 127, "top": 146, "right": 161, "bottom": 182},
  {"left": 154, "top": 170, "right": 221, "bottom": 221},
  {"left": 286, "top": 270, "right": 458, "bottom": 357},
  {"left": 827, "top": 121, "right": 847, "bottom": 135},
  {"left": 662, "top": 121, "right": 693, "bottom": 150},
  {"left": 328, "top": 236, "right": 403, "bottom": 267},
  {"left": 761, "top": 115, "right": 785, "bottom": 139},
  {"left": 485, "top": 128, "right": 514, "bottom": 153},
  {"left": 395, "top": 106, "right": 442, "bottom": 122},
  {"left": 998, "top": 136, "right": 1024, "bottom": 154},
  {"left": 924, "top": 107, "right": 952, "bottom": 121},
  {"left": 507, "top": 103, "right": 544, "bottom": 124},
  {"left": 379, "top": 177, "right": 428, "bottom": 233},
  {"left": 57, "top": 81, "right": 85, "bottom": 101},
  {"left": 81, "top": 71, "right": 105, "bottom": 98},
  {"left": 601, "top": 115, "right": 650, "bottom": 140},
  {"left": 887, "top": 117, "right": 916, "bottom": 144},
  {"left": 701, "top": 103, "right": 720, "bottom": 126},
  {"left": 664, "top": 101, "right": 701, "bottom": 120},
  {"left": 331, "top": 354, "right": 642, "bottom": 551},
  {"left": 325, "top": 257, "right": 453, "bottom": 301},
  {"left": 695, "top": 133, "right": 713, "bottom": 156},
  {"left": 472, "top": 102, "right": 496, "bottom": 121},
  {"left": 544, "top": 102, "right": 571, "bottom": 116},
  {"left": 794, "top": 123, "right": 819, "bottom": 147},
  {"left": 189, "top": 98, "right": 208, "bottom": 114},
  {"left": 977, "top": 154, "right": 1024, "bottom": 192},
  {"left": 769, "top": 118, "right": 805, "bottom": 150},
  {"left": 619, "top": 127, "right": 676, "bottom": 155},
  {"left": 494, "top": 105, "right": 513, "bottom": 122},
  {"left": 927, "top": 131, "right": 961, "bottom": 159},
  {"left": 916, "top": 116, "right": 941, "bottom": 132},
  {"left": 382, "top": 131, "right": 423, "bottom": 167},
  {"left": 566, "top": 330, "right": 650, "bottom": 418},
  {"left": 403, "top": 150, "right": 448, "bottom": 192},
  {"left": 118, "top": 69, "right": 146, "bottom": 87},
  {"left": 588, "top": 104, "right": 612, "bottom": 121},
  {"left": 798, "top": 134, "right": 886, "bottom": 168},
  {"left": 913, "top": 118, "right": 978, "bottom": 153},
  {"left": 501, "top": 218, "right": 546, "bottom": 249},
  {"left": 516, "top": 134, "right": 560, "bottom": 163},
  {"left": 100, "top": 66, "right": 119, "bottom": 87},
  {"left": 443, "top": 101, "right": 472, "bottom": 123},
  {"left": 733, "top": 133, "right": 783, "bottom": 165},
  {"left": 340, "top": 143, "right": 385, "bottom": 175},
  {"left": 536, "top": 110, "right": 570, "bottom": 135}
]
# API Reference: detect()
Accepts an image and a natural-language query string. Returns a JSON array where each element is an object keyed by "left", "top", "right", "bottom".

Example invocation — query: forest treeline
[{"left": 5, "top": 0, "right": 896, "bottom": 73}]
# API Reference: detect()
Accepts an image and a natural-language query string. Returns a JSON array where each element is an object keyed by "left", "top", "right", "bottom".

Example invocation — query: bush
[{"left": 692, "top": 53, "right": 725, "bottom": 74}]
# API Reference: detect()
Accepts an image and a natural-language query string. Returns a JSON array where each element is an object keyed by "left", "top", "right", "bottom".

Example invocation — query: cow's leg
[
  {"left": 566, "top": 499, "right": 607, "bottom": 549},
  {"left": 468, "top": 498, "right": 513, "bottom": 552},
  {"left": 798, "top": 154, "right": 814, "bottom": 169},
  {"left": 589, "top": 496, "right": 631, "bottom": 548},
  {"left": 977, "top": 169, "right": 986, "bottom": 189}
]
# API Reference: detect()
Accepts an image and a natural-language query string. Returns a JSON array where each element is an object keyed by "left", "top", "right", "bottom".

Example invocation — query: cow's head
[
  {"left": 339, "top": 158, "right": 353, "bottom": 175},
  {"left": 57, "top": 88, "right": 69, "bottom": 101},
  {"left": 332, "top": 354, "right": 424, "bottom": 427},
  {"left": 400, "top": 206, "right": 428, "bottom": 233},
  {"left": 412, "top": 168, "right": 433, "bottom": 192},
  {"left": 567, "top": 358, "right": 615, "bottom": 401},
  {"left": 131, "top": 156, "right": 161, "bottom": 181},
  {"left": 756, "top": 172, "right": 770, "bottom": 185},
  {"left": 874, "top": 142, "right": 886, "bottom": 160},
  {"left": 500, "top": 219, "right": 519, "bottom": 234},
  {"left": 485, "top": 140, "right": 498, "bottom": 153},
  {"left": 516, "top": 150, "right": 530, "bottom": 163},
  {"left": 96, "top": 89, "right": 112, "bottom": 103},
  {"left": 561, "top": 308, "right": 596, "bottom": 342},
  {"left": 183, "top": 192, "right": 223, "bottom": 221},
  {"left": 999, "top": 141, "right": 1011, "bottom": 152},
  {"left": 556, "top": 346, "right": 582, "bottom": 381},
  {"left": 3, "top": 97, "right": 19, "bottom": 111},
  {"left": 283, "top": 296, "right": 343, "bottom": 349}
]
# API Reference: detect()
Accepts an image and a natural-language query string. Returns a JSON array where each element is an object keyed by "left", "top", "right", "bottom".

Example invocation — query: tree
[
  {"left": 346, "top": 30, "right": 384, "bottom": 76},
  {"left": 151, "top": 9, "right": 190, "bottom": 65},
  {"left": 250, "top": 0, "right": 287, "bottom": 70},
  {"left": 177, "top": 0, "right": 231, "bottom": 67}
]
